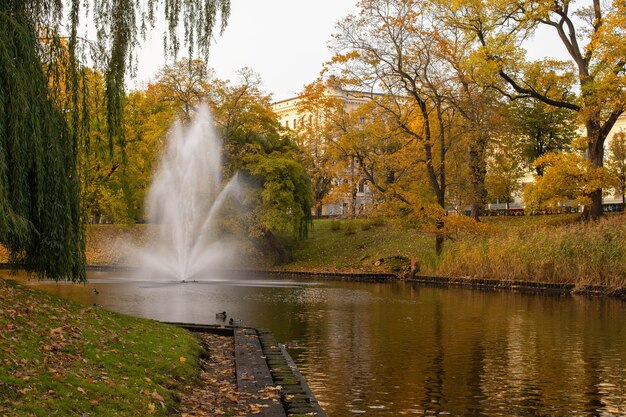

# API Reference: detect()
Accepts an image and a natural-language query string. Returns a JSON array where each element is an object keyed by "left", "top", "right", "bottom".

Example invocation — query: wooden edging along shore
[
  {"left": 164, "top": 322, "right": 326, "bottom": 417},
  {"left": 404, "top": 275, "right": 626, "bottom": 298}
]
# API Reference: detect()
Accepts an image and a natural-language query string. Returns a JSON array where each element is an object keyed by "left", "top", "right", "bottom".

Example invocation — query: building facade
[{"left": 271, "top": 85, "right": 377, "bottom": 217}]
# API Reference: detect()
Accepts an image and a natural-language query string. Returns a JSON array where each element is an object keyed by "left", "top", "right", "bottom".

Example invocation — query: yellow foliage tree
[
  {"left": 524, "top": 152, "right": 611, "bottom": 212},
  {"left": 438, "top": 0, "right": 626, "bottom": 219}
]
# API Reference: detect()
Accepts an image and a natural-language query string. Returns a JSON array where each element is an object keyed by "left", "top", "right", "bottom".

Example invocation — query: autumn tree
[
  {"left": 524, "top": 152, "right": 610, "bottom": 212},
  {"left": 607, "top": 132, "right": 626, "bottom": 207},
  {"left": 438, "top": 0, "right": 625, "bottom": 219},
  {"left": 207, "top": 70, "right": 312, "bottom": 262},
  {"left": 434, "top": 27, "right": 507, "bottom": 220},
  {"left": 331, "top": 0, "right": 465, "bottom": 253},
  {"left": 155, "top": 58, "right": 211, "bottom": 121},
  {"left": 485, "top": 139, "right": 525, "bottom": 209},
  {"left": 0, "top": 0, "right": 229, "bottom": 280},
  {"left": 294, "top": 79, "right": 343, "bottom": 217},
  {"left": 207, "top": 67, "right": 280, "bottom": 174},
  {"left": 324, "top": 97, "right": 427, "bottom": 217}
]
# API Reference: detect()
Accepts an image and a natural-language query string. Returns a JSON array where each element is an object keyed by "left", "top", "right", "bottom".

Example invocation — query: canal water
[{"left": 26, "top": 272, "right": 626, "bottom": 416}]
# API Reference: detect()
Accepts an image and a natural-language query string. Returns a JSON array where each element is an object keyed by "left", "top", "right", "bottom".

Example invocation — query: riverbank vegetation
[
  {"left": 10, "top": 214, "right": 620, "bottom": 291},
  {"left": 435, "top": 215, "right": 626, "bottom": 291},
  {"left": 278, "top": 214, "right": 626, "bottom": 291}
]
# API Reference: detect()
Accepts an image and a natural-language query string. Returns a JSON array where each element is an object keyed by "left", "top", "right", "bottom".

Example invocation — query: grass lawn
[
  {"left": 0, "top": 278, "right": 203, "bottom": 416},
  {"left": 275, "top": 218, "right": 437, "bottom": 272}
]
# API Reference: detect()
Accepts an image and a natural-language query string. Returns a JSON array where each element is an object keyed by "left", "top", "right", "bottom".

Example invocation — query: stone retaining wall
[{"left": 166, "top": 322, "right": 326, "bottom": 417}]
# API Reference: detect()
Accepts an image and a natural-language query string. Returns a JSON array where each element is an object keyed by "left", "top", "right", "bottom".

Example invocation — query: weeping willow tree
[{"left": 0, "top": 0, "right": 230, "bottom": 281}]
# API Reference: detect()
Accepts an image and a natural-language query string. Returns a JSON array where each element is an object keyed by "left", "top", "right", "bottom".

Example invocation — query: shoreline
[
  {"left": 4, "top": 262, "right": 624, "bottom": 300},
  {"left": 82, "top": 264, "right": 626, "bottom": 298}
]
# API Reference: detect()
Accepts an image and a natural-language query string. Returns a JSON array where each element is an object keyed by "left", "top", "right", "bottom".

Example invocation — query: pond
[{"left": 25, "top": 271, "right": 626, "bottom": 416}]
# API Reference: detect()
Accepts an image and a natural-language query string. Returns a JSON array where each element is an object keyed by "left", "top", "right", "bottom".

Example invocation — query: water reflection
[{"left": 18, "top": 272, "right": 626, "bottom": 417}]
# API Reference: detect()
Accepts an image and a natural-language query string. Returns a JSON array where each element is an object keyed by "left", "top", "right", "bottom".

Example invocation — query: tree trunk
[
  {"left": 262, "top": 229, "right": 292, "bottom": 264},
  {"left": 350, "top": 157, "right": 357, "bottom": 217},
  {"left": 316, "top": 202, "right": 323, "bottom": 218},
  {"left": 435, "top": 221, "right": 444, "bottom": 256},
  {"left": 468, "top": 138, "right": 487, "bottom": 222},
  {"left": 582, "top": 122, "right": 605, "bottom": 220}
]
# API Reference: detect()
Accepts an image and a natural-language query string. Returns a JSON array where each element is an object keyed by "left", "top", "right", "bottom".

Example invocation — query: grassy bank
[
  {"left": 0, "top": 278, "right": 202, "bottom": 416},
  {"left": 277, "top": 214, "right": 626, "bottom": 290},
  {"left": 275, "top": 218, "right": 436, "bottom": 272}
]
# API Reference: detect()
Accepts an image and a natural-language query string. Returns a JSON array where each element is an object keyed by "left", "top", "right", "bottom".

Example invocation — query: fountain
[{"left": 136, "top": 104, "right": 241, "bottom": 281}]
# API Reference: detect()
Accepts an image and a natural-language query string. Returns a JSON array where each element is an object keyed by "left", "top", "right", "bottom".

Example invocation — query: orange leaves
[
  {"left": 524, "top": 152, "right": 611, "bottom": 211},
  {"left": 49, "top": 326, "right": 63, "bottom": 336},
  {"left": 329, "top": 51, "right": 361, "bottom": 65}
]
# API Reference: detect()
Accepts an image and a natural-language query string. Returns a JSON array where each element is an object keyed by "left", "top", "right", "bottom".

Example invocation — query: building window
[
  {"left": 285, "top": 120, "right": 289, "bottom": 128},
  {"left": 293, "top": 119, "right": 297, "bottom": 129},
  {"left": 358, "top": 181, "right": 366, "bottom": 193}
]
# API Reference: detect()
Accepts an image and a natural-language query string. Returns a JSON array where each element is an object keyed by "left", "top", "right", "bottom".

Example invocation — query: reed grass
[{"left": 433, "top": 214, "right": 626, "bottom": 290}]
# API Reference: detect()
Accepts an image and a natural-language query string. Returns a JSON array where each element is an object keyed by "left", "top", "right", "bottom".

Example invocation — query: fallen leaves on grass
[{"left": 0, "top": 278, "right": 202, "bottom": 416}]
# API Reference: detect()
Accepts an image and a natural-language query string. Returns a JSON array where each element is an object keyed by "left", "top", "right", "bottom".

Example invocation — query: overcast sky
[
  {"left": 131, "top": 0, "right": 570, "bottom": 102},
  {"left": 133, "top": 0, "right": 360, "bottom": 101}
]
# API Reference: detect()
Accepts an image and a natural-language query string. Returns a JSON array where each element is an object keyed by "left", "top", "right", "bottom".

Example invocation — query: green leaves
[{"left": 244, "top": 144, "right": 312, "bottom": 239}]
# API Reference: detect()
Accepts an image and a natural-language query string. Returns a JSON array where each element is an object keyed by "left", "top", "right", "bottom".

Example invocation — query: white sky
[
  {"left": 133, "top": 0, "right": 361, "bottom": 101},
  {"left": 130, "top": 0, "right": 571, "bottom": 102}
]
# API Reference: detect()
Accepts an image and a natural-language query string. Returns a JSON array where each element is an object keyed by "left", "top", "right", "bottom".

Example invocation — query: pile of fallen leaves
[
  {"left": 0, "top": 278, "right": 202, "bottom": 416},
  {"left": 178, "top": 333, "right": 243, "bottom": 416}
]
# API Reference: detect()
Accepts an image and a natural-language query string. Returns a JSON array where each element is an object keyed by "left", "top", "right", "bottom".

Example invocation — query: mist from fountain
[{"left": 136, "top": 104, "right": 241, "bottom": 281}]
